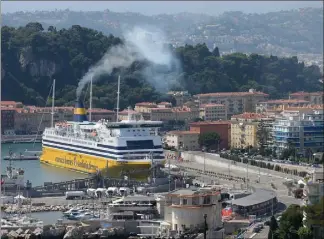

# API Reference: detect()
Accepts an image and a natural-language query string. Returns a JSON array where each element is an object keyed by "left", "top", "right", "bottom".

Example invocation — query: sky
[{"left": 1, "top": 1, "right": 322, "bottom": 16}]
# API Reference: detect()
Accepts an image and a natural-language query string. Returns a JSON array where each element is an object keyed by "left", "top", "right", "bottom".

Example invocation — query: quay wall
[{"left": 1, "top": 134, "right": 42, "bottom": 143}]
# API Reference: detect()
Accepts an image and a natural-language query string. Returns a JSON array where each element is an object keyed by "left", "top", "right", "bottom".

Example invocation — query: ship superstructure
[{"left": 40, "top": 101, "right": 165, "bottom": 178}]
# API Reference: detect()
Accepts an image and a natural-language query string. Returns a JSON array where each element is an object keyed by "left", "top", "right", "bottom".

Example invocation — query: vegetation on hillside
[
  {"left": 3, "top": 8, "right": 323, "bottom": 55},
  {"left": 1, "top": 23, "right": 322, "bottom": 109}
]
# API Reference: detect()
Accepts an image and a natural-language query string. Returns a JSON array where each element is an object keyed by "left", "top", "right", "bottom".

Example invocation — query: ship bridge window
[{"left": 126, "top": 140, "right": 154, "bottom": 150}]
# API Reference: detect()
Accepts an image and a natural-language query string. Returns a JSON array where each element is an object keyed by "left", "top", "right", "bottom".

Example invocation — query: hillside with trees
[
  {"left": 3, "top": 8, "right": 323, "bottom": 55},
  {"left": 1, "top": 23, "right": 322, "bottom": 109}
]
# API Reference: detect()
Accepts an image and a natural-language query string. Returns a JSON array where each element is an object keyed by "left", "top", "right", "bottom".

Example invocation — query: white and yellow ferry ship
[{"left": 40, "top": 101, "right": 165, "bottom": 179}]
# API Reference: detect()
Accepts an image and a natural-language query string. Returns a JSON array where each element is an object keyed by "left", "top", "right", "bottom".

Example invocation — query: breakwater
[
  {"left": 1, "top": 223, "right": 127, "bottom": 239},
  {"left": 1, "top": 135, "right": 42, "bottom": 144}
]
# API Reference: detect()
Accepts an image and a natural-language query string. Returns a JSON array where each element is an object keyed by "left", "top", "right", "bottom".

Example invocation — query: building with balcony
[
  {"left": 134, "top": 102, "right": 199, "bottom": 123},
  {"left": 189, "top": 121, "right": 231, "bottom": 150},
  {"left": 303, "top": 168, "right": 324, "bottom": 238},
  {"left": 256, "top": 99, "right": 310, "bottom": 113},
  {"left": 1, "top": 108, "right": 15, "bottom": 134},
  {"left": 230, "top": 113, "right": 274, "bottom": 149},
  {"left": 135, "top": 102, "right": 159, "bottom": 113},
  {"left": 167, "top": 91, "right": 191, "bottom": 106},
  {"left": 194, "top": 89, "right": 269, "bottom": 119},
  {"left": 164, "top": 188, "right": 223, "bottom": 238},
  {"left": 1, "top": 101, "right": 23, "bottom": 108},
  {"left": 273, "top": 109, "right": 324, "bottom": 157},
  {"left": 289, "top": 91, "right": 324, "bottom": 105},
  {"left": 88, "top": 108, "right": 115, "bottom": 122},
  {"left": 165, "top": 131, "right": 200, "bottom": 151},
  {"left": 200, "top": 104, "right": 227, "bottom": 121}
]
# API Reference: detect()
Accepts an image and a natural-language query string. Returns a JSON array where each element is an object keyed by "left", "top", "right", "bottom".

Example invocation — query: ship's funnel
[{"left": 73, "top": 101, "right": 88, "bottom": 122}]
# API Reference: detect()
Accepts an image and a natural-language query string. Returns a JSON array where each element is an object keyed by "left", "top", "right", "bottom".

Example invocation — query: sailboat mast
[
  {"left": 51, "top": 79, "right": 56, "bottom": 128},
  {"left": 116, "top": 75, "right": 120, "bottom": 122},
  {"left": 89, "top": 76, "right": 93, "bottom": 122}
]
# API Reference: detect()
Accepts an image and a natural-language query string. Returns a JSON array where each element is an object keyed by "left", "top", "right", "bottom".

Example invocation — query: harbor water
[{"left": 1, "top": 143, "right": 86, "bottom": 186}]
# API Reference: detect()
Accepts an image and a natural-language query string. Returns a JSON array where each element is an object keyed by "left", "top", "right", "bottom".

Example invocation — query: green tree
[
  {"left": 297, "top": 227, "right": 313, "bottom": 239},
  {"left": 268, "top": 216, "right": 280, "bottom": 239},
  {"left": 212, "top": 46, "right": 220, "bottom": 57},
  {"left": 303, "top": 197, "right": 324, "bottom": 227},
  {"left": 256, "top": 120, "right": 271, "bottom": 156},
  {"left": 198, "top": 132, "right": 220, "bottom": 150},
  {"left": 1, "top": 22, "right": 323, "bottom": 108},
  {"left": 279, "top": 204, "right": 303, "bottom": 239}
]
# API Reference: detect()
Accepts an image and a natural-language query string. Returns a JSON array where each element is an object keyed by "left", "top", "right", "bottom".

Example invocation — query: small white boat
[{"left": 63, "top": 208, "right": 80, "bottom": 216}]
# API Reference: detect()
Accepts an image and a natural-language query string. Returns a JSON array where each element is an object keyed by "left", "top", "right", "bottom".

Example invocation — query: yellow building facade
[{"left": 230, "top": 112, "right": 274, "bottom": 149}]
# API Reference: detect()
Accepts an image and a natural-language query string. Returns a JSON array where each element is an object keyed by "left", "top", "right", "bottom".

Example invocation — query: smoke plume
[{"left": 76, "top": 26, "right": 182, "bottom": 99}]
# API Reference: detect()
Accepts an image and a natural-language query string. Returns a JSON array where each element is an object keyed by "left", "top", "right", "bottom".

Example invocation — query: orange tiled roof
[
  {"left": 172, "top": 106, "right": 195, "bottom": 112},
  {"left": 231, "top": 112, "right": 271, "bottom": 119},
  {"left": 189, "top": 120, "right": 231, "bottom": 126},
  {"left": 285, "top": 104, "right": 324, "bottom": 111},
  {"left": 0, "top": 107, "right": 17, "bottom": 111},
  {"left": 158, "top": 102, "right": 172, "bottom": 105},
  {"left": 290, "top": 91, "right": 324, "bottom": 96},
  {"left": 195, "top": 91, "right": 269, "bottom": 97},
  {"left": 260, "top": 99, "right": 310, "bottom": 104},
  {"left": 119, "top": 109, "right": 137, "bottom": 115},
  {"left": 167, "top": 130, "right": 199, "bottom": 135},
  {"left": 135, "top": 102, "right": 157, "bottom": 107},
  {"left": 151, "top": 108, "right": 172, "bottom": 111}
]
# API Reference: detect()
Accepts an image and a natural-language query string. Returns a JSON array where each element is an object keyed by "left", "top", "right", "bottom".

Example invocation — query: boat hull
[{"left": 40, "top": 146, "right": 154, "bottom": 179}]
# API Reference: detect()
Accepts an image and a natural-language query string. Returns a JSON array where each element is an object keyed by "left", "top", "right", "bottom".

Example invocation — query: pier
[
  {"left": 33, "top": 176, "right": 143, "bottom": 191},
  {"left": 1, "top": 134, "right": 42, "bottom": 144},
  {"left": 3, "top": 175, "right": 146, "bottom": 198}
]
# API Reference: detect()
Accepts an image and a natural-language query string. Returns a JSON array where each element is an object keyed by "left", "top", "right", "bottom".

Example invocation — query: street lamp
[
  {"left": 203, "top": 213, "right": 208, "bottom": 239},
  {"left": 202, "top": 146, "right": 206, "bottom": 174}
]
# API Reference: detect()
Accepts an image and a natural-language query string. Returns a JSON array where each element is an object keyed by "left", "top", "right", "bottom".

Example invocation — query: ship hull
[{"left": 40, "top": 146, "right": 154, "bottom": 180}]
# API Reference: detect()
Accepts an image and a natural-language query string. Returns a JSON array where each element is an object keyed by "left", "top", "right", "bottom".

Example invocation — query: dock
[
  {"left": 1, "top": 134, "right": 42, "bottom": 144},
  {"left": 3, "top": 155, "right": 39, "bottom": 161},
  {"left": 2, "top": 175, "right": 146, "bottom": 198}
]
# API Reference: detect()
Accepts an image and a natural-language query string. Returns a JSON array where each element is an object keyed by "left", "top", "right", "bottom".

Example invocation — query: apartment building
[
  {"left": 14, "top": 106, "right": 74, "bottom": 134},
  {"left": 303, "top": 168, "right": 324, "bottom": 238},
  {"left": 200, "top": 104, "right": 227, "bottom": 120},
  {"left": 289, "top": 91, "right": 324, "bottom": 105},
  {"left": 273, "top": 108, "right": 324, "bottom": 157},
  {"left": 118, "top": 109, "right": 141, "bottom": 121},
  {"left": 164, "top": 131, "right": 200, "bottom": 150},
  {"left": 189, "top": 121, "right": 231, "bottom": 149},
  {"left": 167, "top": 91, "right": 191, "bottom": 106},
  {"left": 1, "top": 101, "right": 23, "bottom": 108},
  {"left": 1, "top": 108, "right": 15, "bottom": 134},
  {"left": 164, "top": 188, "right": 223, "bottom": 238},
  {"left": 173, "top": 106, "right": 199, "bottom": 122},
  {"left": 256, "top": 99, "right": 310, "bottom": 113},
  {"left": 88, "top": 108, "right": 115, "bottom": 122},
  {"left": 195, "top": 89, "right": 268, "bottom": 118},
  {"left": 135, "top": 102, "right": 158, "bottom": 113},
  {"left": 230, "top": 112, "right": 274, "bottom": 149},
  {"left": 134, "top": 102, "right": 199, "bottom": 123}
]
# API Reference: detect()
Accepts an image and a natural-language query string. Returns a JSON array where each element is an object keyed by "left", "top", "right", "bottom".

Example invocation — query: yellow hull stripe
[
  {"left": 40, "top": 146, "right": 152, "bottom": 179},
  {"left": 74, "top": 108, "right": 86, "bottom": 115}
]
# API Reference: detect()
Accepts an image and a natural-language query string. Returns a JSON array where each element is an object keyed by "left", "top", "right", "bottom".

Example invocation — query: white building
[
  {"left": 164, "top": 188, "right": 224, "bottom": 238},
  {"left": 303, "top": 168, "right": 324, "bottom": 237},
  {"left": 164, "top": 131, "right": 200, "bottom": 151},
  {"left": 273, "top": 109, "right": 324, "bottom": 157}
]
